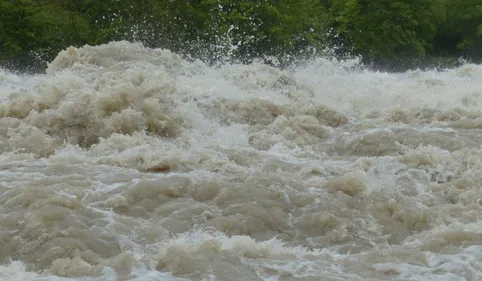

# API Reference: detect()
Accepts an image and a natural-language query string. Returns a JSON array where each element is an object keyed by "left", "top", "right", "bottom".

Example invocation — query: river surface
[{"left": 1, "top": 41, "right": 482, "bottom": 281}]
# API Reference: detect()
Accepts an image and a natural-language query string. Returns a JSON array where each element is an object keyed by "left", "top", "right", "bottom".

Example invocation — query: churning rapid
[{"left": 1, "top": 41, "right": 482, "bottom": 281}]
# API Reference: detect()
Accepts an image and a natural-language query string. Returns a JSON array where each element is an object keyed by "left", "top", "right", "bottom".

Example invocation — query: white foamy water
[{"left": 1, "top": 41, "right": 482, "bottom": 281}]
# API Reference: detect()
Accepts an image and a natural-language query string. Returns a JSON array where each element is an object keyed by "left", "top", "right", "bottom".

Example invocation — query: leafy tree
[
  {"left": 434, "top": 0, "right": 482, "bottom": 60},
  {"left": 0, "top": 0, "right": 37, "bottom": 66},
  {"left": 334, "top": 0, "right": 446, "bottom": 59},
  {"left": 217, "top": 0, "right": 327, "bottom": 64},
  {"left": 31, "top": 1, "right": 93, "bottom": 62},
  {"left": 1, "top": 0, "right": 480, "bottom": 72}
]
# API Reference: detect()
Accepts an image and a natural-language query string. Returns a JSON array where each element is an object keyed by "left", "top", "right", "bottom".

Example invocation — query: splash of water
[{"left": 1, "top": 41, "right": 482, "bottom": 281}]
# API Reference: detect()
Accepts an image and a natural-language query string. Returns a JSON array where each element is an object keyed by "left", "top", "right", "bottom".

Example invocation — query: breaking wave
[{"left": 1, "top": 41, "right": 482, "bottom": 281}]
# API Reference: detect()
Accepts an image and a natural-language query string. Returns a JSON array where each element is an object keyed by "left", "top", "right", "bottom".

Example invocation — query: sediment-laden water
[{"left": 1, "top": 41, "right": 482, "bottom": 281}]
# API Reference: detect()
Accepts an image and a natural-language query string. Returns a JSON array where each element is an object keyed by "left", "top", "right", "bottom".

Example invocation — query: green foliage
[
  {"left": 0, "top": 0, "right": 37, "bottom": 64},
  {"left": 0, "top": 0, "right": 95, "bottom": 69},
  {"left": 30, "top": 1, "right": 93, "bottom": 61},
  {"left": 0, "top": 0, "right": 481, "bottom": 72},
  {"left": 219, "top": 0, "right": 328, "bottom": 63},
  {"left": 436, "top": 0, "right": 482, "bottom": 56},
  {"left": 334, "top": 0, "right": 445, "bottom": 59}
]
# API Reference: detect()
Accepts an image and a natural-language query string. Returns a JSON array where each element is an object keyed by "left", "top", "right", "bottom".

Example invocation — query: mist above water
[{"left": 1, "top": 41, "right": 482, "bottom": 281}]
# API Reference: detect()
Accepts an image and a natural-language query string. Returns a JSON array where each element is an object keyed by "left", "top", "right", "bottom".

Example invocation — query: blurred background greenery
[{"left": 1, "top": 0, "right": 481, "bottom": 72}]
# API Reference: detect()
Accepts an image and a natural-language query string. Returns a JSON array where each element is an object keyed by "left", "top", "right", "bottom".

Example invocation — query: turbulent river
[{"left": 1, "top": 41, "right": 482, "bottom": 281}]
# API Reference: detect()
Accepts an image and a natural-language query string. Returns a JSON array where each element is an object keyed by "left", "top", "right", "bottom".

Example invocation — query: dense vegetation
[{"left": 1, "top": 0, "right": 481, "bottom": 72}]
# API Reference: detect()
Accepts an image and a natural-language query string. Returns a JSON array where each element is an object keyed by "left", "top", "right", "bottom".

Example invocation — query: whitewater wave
[{"left": 1, "top": 41, "right": 482, "bottom": 281}]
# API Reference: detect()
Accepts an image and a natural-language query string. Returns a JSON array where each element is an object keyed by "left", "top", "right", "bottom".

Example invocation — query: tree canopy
[{"left": 1, "top": 0, "right": 481, "bottom": 72}]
